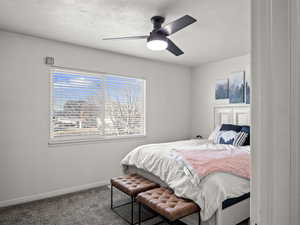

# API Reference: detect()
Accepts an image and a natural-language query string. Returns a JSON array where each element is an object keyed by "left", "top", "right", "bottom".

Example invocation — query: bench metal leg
[
  {"left": 111, "top": 184, "right": 113, "bottom": 209},
  {"left": 198, "top": 211, "right": 201, "bottom": 225},
  {"left": 138, "top": 202, "right": 142, "bottom": 225},
  {"left": 110, "top": 184, "right": 137, "bottom": 225},
  {"left": 131, "top": 196, "right": 134, "bottom": 225}
]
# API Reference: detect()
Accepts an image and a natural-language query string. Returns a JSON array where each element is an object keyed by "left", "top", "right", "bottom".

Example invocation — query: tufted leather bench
[
  {"left": 137, "top": 187, "right": 201, "bottom": 225},
  {"left": 111, "top": 174, "right": 159, "bottom": 197},
  {"left": 111, "top": 174, "right": 159, "bottom": 224}
]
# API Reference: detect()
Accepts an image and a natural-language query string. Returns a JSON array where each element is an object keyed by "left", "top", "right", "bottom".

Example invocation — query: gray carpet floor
[{"left": 0, "top": 186, "right": 249, "bottom": 225}]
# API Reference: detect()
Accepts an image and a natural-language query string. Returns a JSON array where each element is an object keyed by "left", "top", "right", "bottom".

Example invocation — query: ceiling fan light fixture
[
  {"left": 147, "top": 33, "right": 168, "bottom": 51},
  {"left": 147, "top": 39, "right": 168, "bottom": 51}
]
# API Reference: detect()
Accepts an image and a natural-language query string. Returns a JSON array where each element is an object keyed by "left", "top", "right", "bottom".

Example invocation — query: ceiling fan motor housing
[{"left": 151, "top": 16, "right": 165, "bottom": 30}]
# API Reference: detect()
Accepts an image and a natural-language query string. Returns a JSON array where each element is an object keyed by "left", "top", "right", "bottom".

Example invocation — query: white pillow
[{"left": 208, "top": 125, "right": 221, "bottom": 141}]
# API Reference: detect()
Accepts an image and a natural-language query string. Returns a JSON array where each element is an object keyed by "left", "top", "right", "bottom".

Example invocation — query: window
[{"left": 50, "top": 68, "right": 145, "bottom": 143}]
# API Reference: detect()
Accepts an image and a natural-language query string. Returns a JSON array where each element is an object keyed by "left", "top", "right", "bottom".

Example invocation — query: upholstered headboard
[{"left": 214, "top": 105, "right": 250, "bottom": 128}]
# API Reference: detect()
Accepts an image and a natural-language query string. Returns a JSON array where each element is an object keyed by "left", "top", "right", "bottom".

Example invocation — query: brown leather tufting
[
  {"left": 136, "top": 187, "right": 200, "bottom": 221},
  {"left": 111, "top": 174, "right": 159, "bottom": 197}
]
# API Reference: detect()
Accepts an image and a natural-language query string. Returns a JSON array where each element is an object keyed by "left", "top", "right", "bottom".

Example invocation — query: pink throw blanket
[{"left": 175, "top": 148, "right": 250, "bottom": 179}]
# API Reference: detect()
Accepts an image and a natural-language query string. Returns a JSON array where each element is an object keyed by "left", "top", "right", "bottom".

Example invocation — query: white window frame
[{"left": 49, "top": 67, "right": 146, "bottom": 145}]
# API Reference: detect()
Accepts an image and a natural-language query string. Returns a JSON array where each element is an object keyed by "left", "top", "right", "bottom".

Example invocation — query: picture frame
[
  {"left": 229, "top": 71, "right": 245, "bottom": 104},
  {"left": 215, "top": 79, "right": 229, "bottom": 100}
]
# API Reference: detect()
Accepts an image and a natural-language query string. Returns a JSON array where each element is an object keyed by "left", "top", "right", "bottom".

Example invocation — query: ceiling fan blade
[
  {"left": 103, "top": 35, "right": 148, "bottom": 41},
  {"left": 159, "top": 15, "right": 197, "bottom": 36},
  {"left": 166, "top": 39, "right": 184, "bottom": 56}
]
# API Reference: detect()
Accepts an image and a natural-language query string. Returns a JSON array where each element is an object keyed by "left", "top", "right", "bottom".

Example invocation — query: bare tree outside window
[{"left": 105, "top": 86, "right": 144, "bottom": 136}]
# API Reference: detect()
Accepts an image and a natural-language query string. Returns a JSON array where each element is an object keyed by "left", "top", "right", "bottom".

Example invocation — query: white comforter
[{"left": 121, "top": 139, "right": 250, "bottom": 221}]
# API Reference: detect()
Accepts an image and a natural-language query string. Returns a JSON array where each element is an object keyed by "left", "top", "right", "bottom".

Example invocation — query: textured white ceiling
[{"left": 0, "top": 0, "right": 250, "bottom": 66}]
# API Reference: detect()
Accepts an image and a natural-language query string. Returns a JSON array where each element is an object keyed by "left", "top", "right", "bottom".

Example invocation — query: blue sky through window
[{"left": 52, "top": 71, "right": 144, "bottom": 111}]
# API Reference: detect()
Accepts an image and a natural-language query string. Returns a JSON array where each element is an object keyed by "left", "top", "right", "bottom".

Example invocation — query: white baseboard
[{"left": 0, "top": 180, "right": 109, "bottom": 208}]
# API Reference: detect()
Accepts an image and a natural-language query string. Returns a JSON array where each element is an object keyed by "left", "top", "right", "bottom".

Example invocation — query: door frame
[{"left": 251, "top": 0, "right": 299, "bottom": 224}]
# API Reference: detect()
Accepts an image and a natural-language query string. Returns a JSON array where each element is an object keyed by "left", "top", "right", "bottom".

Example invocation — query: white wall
[
  {"left": 0, "top": 30, "right": 192, "bottom": 205},
  {"left": 191, "top": 54, "right": 250, "bottom": 137}
]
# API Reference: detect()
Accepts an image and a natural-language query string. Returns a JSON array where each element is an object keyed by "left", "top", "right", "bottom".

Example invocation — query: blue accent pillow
[{"left": 220, "top": 124, "right": 242, "bottom": 132}]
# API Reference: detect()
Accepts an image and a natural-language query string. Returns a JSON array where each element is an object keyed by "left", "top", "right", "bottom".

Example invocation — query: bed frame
[
  {"left": 214, "top": 104, "right": 251, "bottom": 225},
  {"left": 216, "top": 197, "right": 250, "bottom": 225}
]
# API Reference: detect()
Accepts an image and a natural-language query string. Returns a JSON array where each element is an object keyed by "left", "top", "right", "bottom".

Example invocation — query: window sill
[{"left": 48, "top": 134, "right": 147, "bottom": 147}]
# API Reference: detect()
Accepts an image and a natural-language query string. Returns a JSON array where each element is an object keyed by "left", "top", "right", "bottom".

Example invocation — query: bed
[{"left": 121, "top": 105, "right": 251, "bottom": 225}]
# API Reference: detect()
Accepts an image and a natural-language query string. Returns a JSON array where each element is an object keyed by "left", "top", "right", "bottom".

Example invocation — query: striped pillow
[{"left": 233, "top": 131, "right": 249, "bottom": 146}]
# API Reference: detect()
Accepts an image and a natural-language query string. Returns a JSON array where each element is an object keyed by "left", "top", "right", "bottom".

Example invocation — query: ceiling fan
[{"left": 103, "top": 15, "right": 197, "bottom": 56}]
